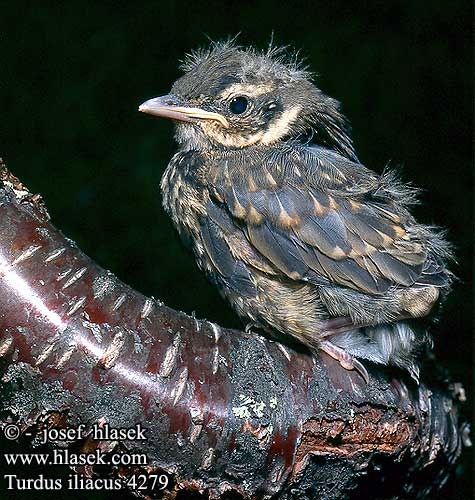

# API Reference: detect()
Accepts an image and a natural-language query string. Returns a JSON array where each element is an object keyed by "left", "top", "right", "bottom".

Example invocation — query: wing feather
[{"left": 209, "top": 149, "right": 432, "bottom": 296}]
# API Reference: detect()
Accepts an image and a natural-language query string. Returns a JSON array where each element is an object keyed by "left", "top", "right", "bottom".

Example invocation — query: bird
[{"left": 139, "top": 41, "right": 453, "bottom": 382}]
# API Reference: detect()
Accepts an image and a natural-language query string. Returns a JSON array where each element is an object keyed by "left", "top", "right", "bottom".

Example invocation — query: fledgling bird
[{"left": 139, "top": 41, "right": 453, "bottom": 382}]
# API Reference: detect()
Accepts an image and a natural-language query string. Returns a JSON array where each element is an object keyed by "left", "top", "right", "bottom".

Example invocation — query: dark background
[{"left": 0, "top": 1, "right": 472, "bottom": 499}]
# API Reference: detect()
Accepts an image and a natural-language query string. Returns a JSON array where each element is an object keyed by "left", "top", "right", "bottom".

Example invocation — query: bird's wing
[{"left": 207, "top": 151, "right": 430, "bottom": 296}]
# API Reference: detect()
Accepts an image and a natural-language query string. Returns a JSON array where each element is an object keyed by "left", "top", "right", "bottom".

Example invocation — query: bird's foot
[{"left": 319, "top": 340, "right": 370, "bottom": 384}]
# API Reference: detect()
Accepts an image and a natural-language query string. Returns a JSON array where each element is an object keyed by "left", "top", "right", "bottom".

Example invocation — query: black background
[{"left": 0, "top": 1, "right": 473, "bottom": 499}]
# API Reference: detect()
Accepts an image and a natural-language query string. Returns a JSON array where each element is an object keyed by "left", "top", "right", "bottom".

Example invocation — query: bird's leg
[
  {"left": 319, "top": 339, "right": 370, "bottom": 384},
  {"left": 315, "top": 317, "right": 370, "bottom": 383},
  {"left": 317, "top": 317, "right": 356, "bottom": 338}
]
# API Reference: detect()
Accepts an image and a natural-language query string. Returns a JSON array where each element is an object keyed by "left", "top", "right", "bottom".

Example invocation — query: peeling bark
[{"left": 0, "top": 160, "right": 467, "bottom": 499}]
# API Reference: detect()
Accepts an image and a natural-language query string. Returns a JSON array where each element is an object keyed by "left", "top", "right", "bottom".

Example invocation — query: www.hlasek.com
[{"left": 2, "top": 422, "right": 170, "bottom": 492}]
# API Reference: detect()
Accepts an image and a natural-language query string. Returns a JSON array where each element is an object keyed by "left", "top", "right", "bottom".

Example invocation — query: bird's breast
[{"left": 160, "top": 151, "right": 209, "bottom": 243}]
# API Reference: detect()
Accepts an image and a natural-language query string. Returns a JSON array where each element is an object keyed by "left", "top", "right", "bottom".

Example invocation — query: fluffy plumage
[{"left": 140, "top": 41, "right": 454, "bottom": 381}]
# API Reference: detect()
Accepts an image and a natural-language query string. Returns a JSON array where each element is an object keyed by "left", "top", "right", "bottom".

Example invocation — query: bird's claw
[
  {"left": 351, "top": 358, "right": 370, "bottom": 384},
  {"left": 245, "top": 321, "right": 259, "bottom": 333},
  {"left": 320, "top": 340, "right": 370, "bottom": 384}
]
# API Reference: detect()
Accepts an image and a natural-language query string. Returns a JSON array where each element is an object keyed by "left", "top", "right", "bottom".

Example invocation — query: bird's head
[{"left": 139, "top": 41, "right": 357, "bottom": 160}]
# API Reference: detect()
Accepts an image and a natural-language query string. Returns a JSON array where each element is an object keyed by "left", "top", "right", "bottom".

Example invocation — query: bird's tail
[{"left": 331, "top": 321, "right": 429, "bottom": 382}]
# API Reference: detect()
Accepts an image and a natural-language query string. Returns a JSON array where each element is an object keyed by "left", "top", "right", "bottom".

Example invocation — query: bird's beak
[{"left": 138, "top": 94, "right": 229, "bottom": 128}]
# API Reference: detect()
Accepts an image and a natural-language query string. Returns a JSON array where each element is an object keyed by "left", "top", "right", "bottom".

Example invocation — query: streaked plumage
[{"left": 140, "top": 41, "right": 453, "bottom": 381}]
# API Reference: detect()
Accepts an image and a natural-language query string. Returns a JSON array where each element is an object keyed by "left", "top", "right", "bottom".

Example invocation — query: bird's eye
[{"left": 229, "top": 96, "right": 248, "bottom": 114}]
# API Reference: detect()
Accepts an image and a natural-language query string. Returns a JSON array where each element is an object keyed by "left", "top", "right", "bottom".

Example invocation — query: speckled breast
[{"left": 160, "top": 150, "right": 209, "bottom": 240}]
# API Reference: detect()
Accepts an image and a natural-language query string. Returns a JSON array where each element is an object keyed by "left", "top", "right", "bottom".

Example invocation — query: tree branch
[{"left": 0, "top": 159, "right": 467, "bottom": 499}]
